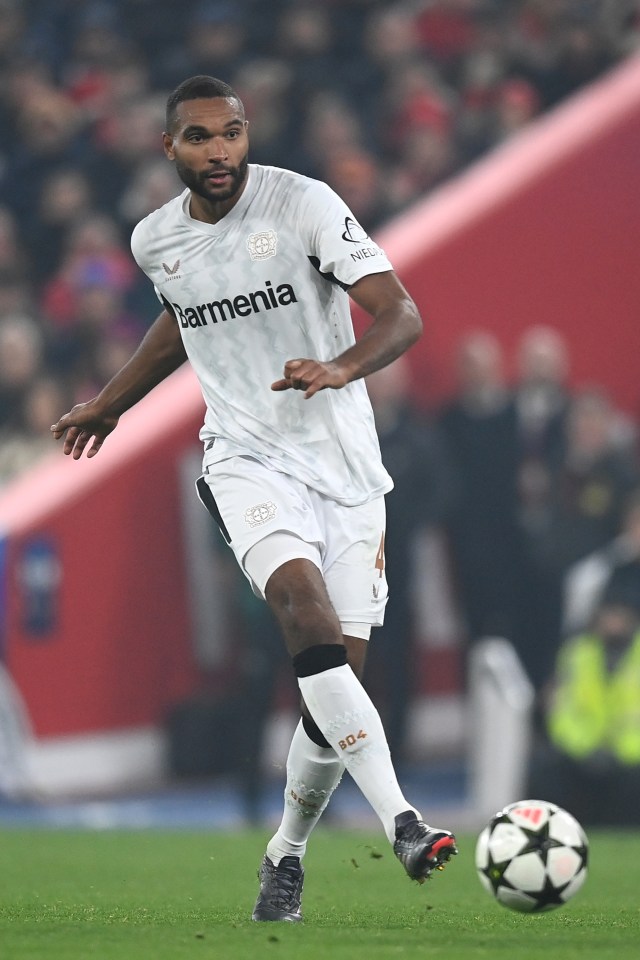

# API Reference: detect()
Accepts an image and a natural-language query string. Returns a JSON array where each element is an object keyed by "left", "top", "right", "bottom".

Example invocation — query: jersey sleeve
[
  {"left": 130, "top": 219, "right": 167, "bottom": 309},
  {"left": 298, "top": 180, "right": 393, "bottom": 288},
  {"left": 129, "top": 219, "right": 147, "bottom": 273}
]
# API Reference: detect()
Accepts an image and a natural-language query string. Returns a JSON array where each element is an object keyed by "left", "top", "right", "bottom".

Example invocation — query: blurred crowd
[
  {"left": 368, "top": 329, "right": 640, "bottom": 824},
  {"left": 366, "top": 322, "right": 638, "bottom": 688},
  {"left": 219, "top": 325, "right": 640, "bottom": 819},
  {"left": 431, "top": 327, "right": 639, "bottom": 685},
  {"left": 1, "top": 0, "right": 638, "bottom": 484}
]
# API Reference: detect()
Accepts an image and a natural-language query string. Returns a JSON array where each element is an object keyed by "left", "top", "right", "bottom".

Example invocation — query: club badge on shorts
[{"left": 244, "top": 501, "right": 278, "bottom": 527}]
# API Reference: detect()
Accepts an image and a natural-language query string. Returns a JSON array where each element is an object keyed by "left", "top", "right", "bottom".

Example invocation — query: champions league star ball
[{"left": 475, "top": 799, "right": 588, "bottom": 913}]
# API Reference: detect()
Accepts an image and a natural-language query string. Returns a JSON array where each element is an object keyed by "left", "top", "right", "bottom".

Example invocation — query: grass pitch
[{"left": 0, "top": 827, "right": 638, "bottom": 960}]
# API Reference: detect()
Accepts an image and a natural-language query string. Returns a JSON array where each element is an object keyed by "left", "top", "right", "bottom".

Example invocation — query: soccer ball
[{"left": 475, "top": 799, "right": 588, "bottom": 913}]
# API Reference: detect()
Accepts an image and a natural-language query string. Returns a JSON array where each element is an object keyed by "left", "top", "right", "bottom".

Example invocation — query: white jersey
[{"left": 130, "top": 164, "right": 394, "bottom": 505}]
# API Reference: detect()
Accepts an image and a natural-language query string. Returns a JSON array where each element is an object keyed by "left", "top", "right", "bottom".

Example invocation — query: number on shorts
[{"left": 375, "top": 532, "right": 385, "bottom": 578}]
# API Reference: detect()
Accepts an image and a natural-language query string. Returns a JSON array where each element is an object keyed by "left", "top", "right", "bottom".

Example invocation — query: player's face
[{"left": 163, "top": 97, "right": 249, "bottom": 217}]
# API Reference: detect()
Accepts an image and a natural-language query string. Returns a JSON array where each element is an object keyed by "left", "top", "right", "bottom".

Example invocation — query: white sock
[
  {"left": 266, "top": 719, "right": 344, "bottom": 865},
  {"left": 297, "top": 664, "right": 419, "bottom": 843}
]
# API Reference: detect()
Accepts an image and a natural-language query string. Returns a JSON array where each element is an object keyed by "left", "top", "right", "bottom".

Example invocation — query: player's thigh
[
  {"left": 263, "top": 555, "right": 345, "bottom": 655},
  {"left": 197, "top": 456, "right": 323, "bottom": 593},
  {"left": 320, "top": 495, "right": 389, "bottom": 632}
]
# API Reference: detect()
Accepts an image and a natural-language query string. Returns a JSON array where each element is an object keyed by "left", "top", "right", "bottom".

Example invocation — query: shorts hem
[{"left": 245, "top": 545, "right": 322, "bottom": 599}]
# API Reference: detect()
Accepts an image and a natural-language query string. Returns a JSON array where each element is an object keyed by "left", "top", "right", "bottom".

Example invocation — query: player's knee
[
  {"left": 277, "top": 603, "right": 343, "bottom": 651},
  {"left": 293, "top": 643, "right": 347, "bottom": 678}
]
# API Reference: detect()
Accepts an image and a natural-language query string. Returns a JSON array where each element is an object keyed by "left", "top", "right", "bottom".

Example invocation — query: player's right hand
[
  {"left": 51, "top": 401, "right": 119, "bottom": 460},
  {"left": 271, "top": 358, "right": 350, "bottom": 398}
]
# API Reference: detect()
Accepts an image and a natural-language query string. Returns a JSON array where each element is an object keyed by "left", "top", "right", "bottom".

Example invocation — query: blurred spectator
[
  {"left": 85, "top": 94, "right": 167, "bottom": 215},
  {"left": 232, "top": 58, "right": 294, "bottom": 169},
  {"left": 516, "top": 386, "right": 640, "bottom": 690},
  {"left": 528, "top": 586, "right": 640, "bottom": 826},
  {"left": 0, "top": 376, "right": 69, "bottom": 486},
  {"left": 0, "top": 207, "right": 30, "bottom": 283},
  {"left": 0, "top": 314, "right": 45, "bottom": 431},
  {"left": 0, "top": 0, "right": 24, "bottom": 61},
  {"left": 352, "top": 4, "right": 427, "bottom": 132},
  {"left": 0, "top": 77, "right": 88, "bottom": 225},
  {"left": 454, "top": 7, "right": 511, "bottom": 161},
  {"left": 87, "top": 96, "right": 164, "bottom": 215},
  {"left": 436, "top": 331, "right": 521, "bottom": 648},
  {"left": 563, "top": 487, "right": 640, "bottom": 637},
  {"left": 62, "top": 0, "right": 145, "bottom": 125},
  {"left": 40, "top": 212, "right": 145, "bottom": 394},
  {"left": 0, "top": 278, "right": 35, "bottom": 319},
  {"left": 513, "top": 324, "right": 571, "bottom": 537},
  {"left": 273, "top": 3, "right": 336, "bottom": 106},
  {"left": 380, "top": 59, "right": 456, "bottom": 151},
  {"left": 380, "top": 59, "right": 459, "bottom": 211},
  {"left": 529, "top": 386, "right": 639, "bottom": 582},
  {"left": 167, "top": 524, "right": 295, "bottom": 823},
  {"left": 159, "top": 1, "right": 251, "bottom": 90},
  {"left": 386, "top": 124, "right": 457, "bottom": 214},
  {"left": 22, "top": 168, "right": 94, "bottom": 287},
  {"left": 322, "top": 149, "right": 388, "bottom": 231},
  {"left": 510, "top": 324, "right": 571, "bottom": 688},
  {"left": 511, "top": 2, "right": 618, "bottom": 108},
  {"left": 118, "top": 157, "right": 182, "bottom": 229},
  {"left": 414, "top": 0, "right": 478, "bottom": 71},
  {"left": 61, "top": 286, "right": 143, "bottom": 401},
  {"left": 41, "top": 212, "right": 139, "bottom": 329},
  {"left": 233, "top": 574, "right": 295, "bottom": 824},
  {"left": 365, "top": 357, "right": 455, "bottom": 762},
  {"left": 363, "top": 4, "right": 424, "bottom": 77},
  {"left": 298, "top": 91, "right": 367, "bottom": 180},
  {"left": 491, "top": 76, "right": 540, "bottom": 141}
]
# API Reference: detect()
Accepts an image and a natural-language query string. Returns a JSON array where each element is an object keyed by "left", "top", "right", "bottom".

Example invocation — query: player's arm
[
  {"left": 51, "top": 307, "right": 187, "bottom": 459},
  {"left": 271, "top": 271, "right": 422, "bottom": 398}
]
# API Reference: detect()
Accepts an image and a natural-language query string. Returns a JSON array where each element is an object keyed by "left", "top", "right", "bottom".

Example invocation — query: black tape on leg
[
  {"left": 293, "top": 643, "right": 347, "bottom": 678},
  {"left": 302, "top": 714, "right": 332, "bottom": 749}
]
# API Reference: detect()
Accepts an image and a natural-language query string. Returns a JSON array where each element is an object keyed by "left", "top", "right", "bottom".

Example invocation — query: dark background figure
[
  {"left": 563, "top": 488, "right": 640, "bottom": 639},
  {"left": 528, "top": 586, "right": 640, "bottom": 827},
  {"left": 509, "top": 324, "right": 572, "bottom": 693},
  {"left": 0, "top": 315, "right": 45, "bottom": 434},
  {"left": 166, "top": 527, "right": 294, "bottom": 825},
  {"left": 515, "top": 386, "right": 640, "bottom": 693},
  {"left": 512, "top": 325, "right": 571, "bottom": 528},
  {"left": 365, "top": 357, "right": 455, "bottom": 764},
  {"left": 232, "top": 577, "right": 296, "bottom": 825},
  {"left": 436, "top": 331, "right": 521, "bottom": 651}
]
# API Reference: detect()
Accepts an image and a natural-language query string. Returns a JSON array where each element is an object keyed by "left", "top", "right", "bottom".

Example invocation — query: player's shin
[
  {"left": 293, "top": 644, "right": 419, "bottom": 843},
  {"left": 266, "top": 717, "right": 344, "bottom": 865}
]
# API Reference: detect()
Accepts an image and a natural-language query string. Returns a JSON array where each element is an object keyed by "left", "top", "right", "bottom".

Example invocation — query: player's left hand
[{"left": 271, "top": 359, "right": 350, "bottom": 398}]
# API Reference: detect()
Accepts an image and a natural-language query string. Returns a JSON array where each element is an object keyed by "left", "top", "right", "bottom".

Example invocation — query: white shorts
[{"left": 196, "top": 455, "right": 388, "bottom": 638}]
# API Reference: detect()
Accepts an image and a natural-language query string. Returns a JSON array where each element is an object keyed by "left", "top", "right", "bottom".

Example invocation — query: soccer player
[{"left": 51, "top": 76, "right": 457, "bottom": 922}]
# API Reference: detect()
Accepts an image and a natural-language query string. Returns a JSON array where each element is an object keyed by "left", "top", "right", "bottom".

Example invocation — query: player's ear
[{"left": 163, "top": 132, "right": 175, "bottom": 160}]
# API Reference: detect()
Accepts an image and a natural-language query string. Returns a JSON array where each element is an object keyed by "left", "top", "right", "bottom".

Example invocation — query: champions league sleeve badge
[{"left": 247, "top": 230, "right": 278, "bottom": 261}]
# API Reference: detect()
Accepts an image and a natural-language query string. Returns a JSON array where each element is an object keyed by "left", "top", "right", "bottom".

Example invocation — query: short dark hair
[{"left": 165, "top": 75, "right": 243, "bottom": 131}]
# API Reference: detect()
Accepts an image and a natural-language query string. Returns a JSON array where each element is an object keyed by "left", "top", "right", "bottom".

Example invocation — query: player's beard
[{"left": 176, "top": 152, "right": 249, "bottom": 203}]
